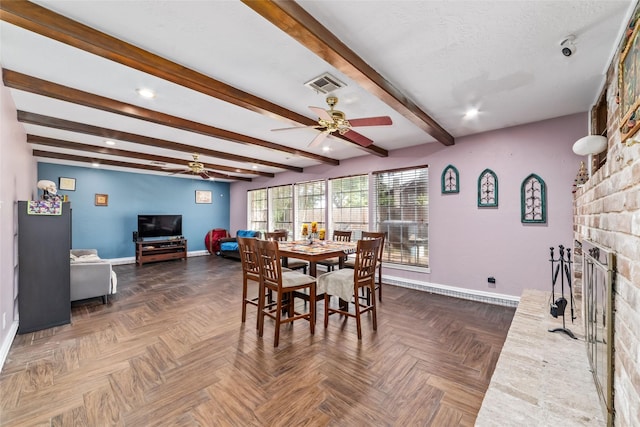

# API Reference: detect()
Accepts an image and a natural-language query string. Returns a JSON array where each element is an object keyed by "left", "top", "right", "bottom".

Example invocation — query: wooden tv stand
[{"left": 135, "top": 238, "right": 187, "bottom": 266}]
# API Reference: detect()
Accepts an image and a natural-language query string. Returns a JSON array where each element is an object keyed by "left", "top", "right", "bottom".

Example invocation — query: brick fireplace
[{"left": 573, "top": 7, "right": 640, "bottom": 424}]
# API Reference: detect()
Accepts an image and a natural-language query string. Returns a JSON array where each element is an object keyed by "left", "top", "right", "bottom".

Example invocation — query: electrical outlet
[{"left": 487, "top": 277, "right": 496, "bottom": 288}]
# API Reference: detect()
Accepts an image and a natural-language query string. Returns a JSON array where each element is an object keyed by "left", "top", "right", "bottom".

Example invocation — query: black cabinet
[{"left": 18, "top": 201, "right": 71, "bottom": 333}]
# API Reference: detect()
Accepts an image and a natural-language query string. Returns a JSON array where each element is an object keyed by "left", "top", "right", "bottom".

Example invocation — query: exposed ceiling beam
[
  {"left": 27, "top": 135, "right": 255, "bottom": 181},
  {"left": 18, "top": 111, "right": 296, "bottom": 173},
  {"left": 0, "top": 0, "right": 388, "bottom": 157},
  {"left": 243, "top": 0, "right": 455, "bottom": 147},
  {"left": 3, "top": 69, "right": 338, "bottom": 166},
  {"left": 32, "top": 149, "right": 241, "bottom": 181}
]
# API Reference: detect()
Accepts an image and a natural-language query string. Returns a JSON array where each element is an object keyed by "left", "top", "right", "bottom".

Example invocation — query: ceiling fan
[
  {"left": 164, "top": 154, "right": 212, "bottom": 179},
  {"left": 273, "top": 96, "right": 392, "bottom": 148}
]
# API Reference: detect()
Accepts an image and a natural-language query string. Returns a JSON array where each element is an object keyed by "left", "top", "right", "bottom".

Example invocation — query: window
[
  {"left": 247, "top": 188, "right": 267, "bottom": 233},
  {"left": 328, "top": 175, "right": 368, "bottom": 239},
  {"left": 294, "top": 180, "right": 326, "bottom": 239},
  {"left": 268, "top": 185, "right": 293, "bottom": 236},
  {"left": 374, "top": 166, "right": 429, "bottom": 268}
]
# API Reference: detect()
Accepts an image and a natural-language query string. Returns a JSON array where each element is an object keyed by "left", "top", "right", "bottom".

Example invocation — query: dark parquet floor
[{"left": 0, "top": 254, "right": 515, "bottom": 426}]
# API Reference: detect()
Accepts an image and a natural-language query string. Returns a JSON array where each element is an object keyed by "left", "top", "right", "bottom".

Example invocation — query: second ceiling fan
[
  {"left": 164, "top": 153, "right": 212, "bottom": 180},
  {"left": 274, "top": 96, "right": 392, "bottom": 147}
]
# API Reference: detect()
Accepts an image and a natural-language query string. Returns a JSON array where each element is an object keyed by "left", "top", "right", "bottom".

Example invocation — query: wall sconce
[{"left": 572, "top": 135, "right": 607, "bottom": 177}]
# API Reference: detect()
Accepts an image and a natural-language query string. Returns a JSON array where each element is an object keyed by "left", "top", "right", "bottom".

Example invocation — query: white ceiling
[{"left": 0, "top": 0, "right": 635, "bottom": 182}]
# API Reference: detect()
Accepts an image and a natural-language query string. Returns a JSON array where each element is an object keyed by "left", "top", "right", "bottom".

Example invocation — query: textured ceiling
[{"left": 0, "top": 0, "right": 635, "bottom": 181}]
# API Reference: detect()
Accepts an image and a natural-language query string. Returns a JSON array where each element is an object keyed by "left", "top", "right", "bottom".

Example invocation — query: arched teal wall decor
[
  {"left": 477, "top": 168, "right": 498, "bottom": 207},
  {"left": 521, "top": 173, "right": 546, "bottom": 223},
  {"left": 441, "top": 164, "right": 459, "bottom": 194}
]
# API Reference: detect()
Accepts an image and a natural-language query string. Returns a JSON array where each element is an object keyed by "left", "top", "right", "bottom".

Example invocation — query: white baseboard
[
  {"left": 109, "top": 250, "right": 210, "bottom": 265},
  {"left": 0, "top": 321, "right": 19, "bottom": 373},
  {"left": 384, "top": 275, "right": 519, "bottom": 307}
]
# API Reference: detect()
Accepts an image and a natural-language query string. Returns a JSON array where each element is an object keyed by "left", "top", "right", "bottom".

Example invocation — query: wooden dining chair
[
  {"left": 256, "top": 239, "right": 316, "bottom": 347},
  {"left": 345, "top": 231, "right": 385, "bottom": 304},
  {"left": 317, "top": 230, "right": 352, "bottom": 272},
  {"left": 265, "top": 230, "right": 309, "bottom": 274},
  {"left": 237, "top": 236, "right": 270, "bottom": 328},
  {"left": 318, "top": 238, "right": 381, "bottom": 339}
]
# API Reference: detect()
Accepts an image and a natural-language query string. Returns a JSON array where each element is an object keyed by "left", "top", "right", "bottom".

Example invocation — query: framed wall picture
[
  {"left": 441, "top": 164, "right": 460, "bottom": 194},
  {"left": 59, "top": 177, "right": 76, "bottom": 191},
  {"left": 619, "top": 8, "right": 640, "bottom": 142},
  {"left": 195, "top": 190, "right": 212, "bottom": 204},
  {"left": 95, "top": 194, "right": 109, "bottom": 206},
  {"left": 477, "top": 169, "right": 498, "bottom": 207},
  {"left": 521, "top": 174, "right": 546, "bottom": 223}
]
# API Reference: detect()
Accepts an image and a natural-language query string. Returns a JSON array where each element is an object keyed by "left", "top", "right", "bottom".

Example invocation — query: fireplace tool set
[{"left": 549, "top": 245, "right": 577, "bottom": 339}]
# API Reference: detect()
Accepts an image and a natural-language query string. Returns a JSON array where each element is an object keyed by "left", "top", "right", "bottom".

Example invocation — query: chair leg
[
  {"left": 355, "top": 291, "right": 362, "bottom": 340},
  {"left": 258, "top": 283, "right": 266, "bottom": 338},
  {"left": 241, "top": 276, "right": 248, "bottom": 323},
  {"left": 309, "top": 285, "right": 315, "bottom": 334},
  {"left": 378, "top": 264, "right": 383, "bottom": 302},
  {"left": 288, "top": 291, "right": 295, "bottom": 318},
  {"left": 324, "top": 294, "right": 330, "bottom": 328},
  {"left": 370, "top": 283, "right": 378, "bottom": 332},
  {"left": 274, "top": 294, "right": 283, "bottom": 347}
]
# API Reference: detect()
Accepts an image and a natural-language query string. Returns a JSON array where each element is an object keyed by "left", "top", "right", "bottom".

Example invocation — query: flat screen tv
[{"left": 137, "top": 214, "right": 182, "bottom": 239}]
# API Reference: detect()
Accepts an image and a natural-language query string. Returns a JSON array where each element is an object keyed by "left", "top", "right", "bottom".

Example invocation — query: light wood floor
[{"left": 0, "top": 255, "right": 514, "bottom": 426}]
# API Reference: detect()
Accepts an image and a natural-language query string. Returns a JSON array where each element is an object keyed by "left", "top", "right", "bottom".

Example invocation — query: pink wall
[
  {"left": 0, "top": 80, "right": 34, "bottom": 360},
  {"left": 230, "top": 113, "right": 588, "bottom": 297}
]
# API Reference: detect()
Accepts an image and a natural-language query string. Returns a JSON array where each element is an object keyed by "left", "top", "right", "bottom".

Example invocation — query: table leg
[{"left": 309, "top": 262, "right": 317, "bottom": 277}]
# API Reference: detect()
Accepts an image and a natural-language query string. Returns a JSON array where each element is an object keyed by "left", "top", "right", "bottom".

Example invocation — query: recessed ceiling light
[
  {"left": 92, "top": 162, "right": 100, "bottom": 168},
  {"left": 136, "top": 88, "right": 155, "bottom": 99},
  {"left": 105, "top": 140, "right": 116, "bottom": 146},
  {"left": 322, "top": 146, "right": 331, "bottom": 152},
  {"left": 252, "top": 165, "right": 258, "bottom": 169},
  {"left": 464, "top": 107, "right": 479, "bottom": 119}
]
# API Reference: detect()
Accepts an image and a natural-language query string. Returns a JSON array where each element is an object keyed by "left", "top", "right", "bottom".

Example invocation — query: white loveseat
[{"left": 70, "top": 249, "right": 117, "bottom": 303}]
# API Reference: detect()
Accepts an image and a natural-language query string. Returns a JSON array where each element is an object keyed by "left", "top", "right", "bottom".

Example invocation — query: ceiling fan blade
[
  {"left": 166, "top": 169, "right": 187, "bottom": 175},
  {"left": 309, "top": 106, "right": 333, "bottom": 122},
  {"left": 199, "top": 171, "right": 211, "bottom": 180},
  {"left": 343, "top": 129, "right": 374, "bottom": 147},
  {"left": 348, "top": 116, "right": 393, "bottom": 127},
  {"left": 308, "top": 131, "right": 329, "bottom": 148},
  {"left": 271, "top": 125, "right": 320, "bottom": 131}
]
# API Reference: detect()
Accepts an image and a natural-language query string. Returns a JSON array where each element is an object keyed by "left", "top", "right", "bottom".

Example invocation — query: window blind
[{"left": 374, "top": 166, "right": 429, "bottom": 268}]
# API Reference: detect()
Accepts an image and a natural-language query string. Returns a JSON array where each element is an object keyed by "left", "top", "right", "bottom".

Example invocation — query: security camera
[{"left": 560, "top": 36, "right": 576, "bottom": 57}]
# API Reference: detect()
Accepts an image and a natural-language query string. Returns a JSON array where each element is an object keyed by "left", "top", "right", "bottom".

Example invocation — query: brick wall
[{"left": 573, "top": 21, "right": 640, "bottom": 425}]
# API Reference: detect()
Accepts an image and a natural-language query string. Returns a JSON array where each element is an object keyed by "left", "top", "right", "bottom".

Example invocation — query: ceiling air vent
[{"left": 304, "top": 72, "right": 346, "bottom": 94}]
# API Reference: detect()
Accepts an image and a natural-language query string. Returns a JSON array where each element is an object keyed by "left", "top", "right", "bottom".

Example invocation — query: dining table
[{"left": 277, "top": 239, "right": 356, "bottom": 277}]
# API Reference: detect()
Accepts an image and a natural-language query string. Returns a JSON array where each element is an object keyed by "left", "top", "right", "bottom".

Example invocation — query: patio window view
[{"left": 247, "top": 166, "right": 429, "bottom": 269}]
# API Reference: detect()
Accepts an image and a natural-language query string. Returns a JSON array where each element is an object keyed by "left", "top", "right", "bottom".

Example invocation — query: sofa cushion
[
  {"left": 237, "top": 230, "right": 258, "bottom": 238},
  {"left": 71, "top": 254, "right": 104, "bottom": 263},
  {"left": 220, "top": 242, "right": 239, "bottom": 251}
]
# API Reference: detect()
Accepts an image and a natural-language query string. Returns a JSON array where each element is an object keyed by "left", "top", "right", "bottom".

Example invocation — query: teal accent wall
[{"left": 38, "top": 163, "right": 230, "bottom": 258}]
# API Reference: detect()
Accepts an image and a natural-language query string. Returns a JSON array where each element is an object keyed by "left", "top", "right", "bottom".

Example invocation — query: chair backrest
[
  {"left": 265, "top": 230, "right": 287, "bottom": 242},
  {"left": 256, "top": 239, "right": 283, "bottom": 290},
  {"left": 353, "top": 238, "right": 381, "bottom": 286},
  {"left": 237, "top": 236, "right": 260, "bottom": 276},
  {"left": 333, "top": 230, "right": 352, "bottom": 242},
  {"left": 361, "top": 231, "right": 385, "bottom": 263}
]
